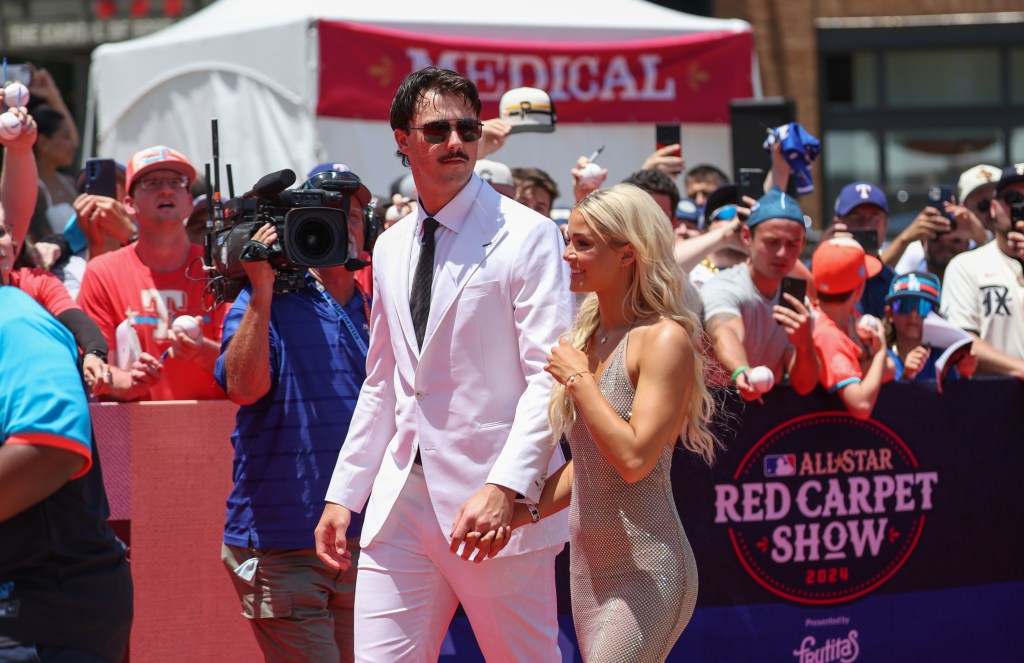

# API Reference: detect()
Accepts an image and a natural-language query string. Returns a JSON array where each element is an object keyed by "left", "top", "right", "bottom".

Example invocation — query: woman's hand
[{"left": 545, "top": 334, "right": 590, "bottom": 385}]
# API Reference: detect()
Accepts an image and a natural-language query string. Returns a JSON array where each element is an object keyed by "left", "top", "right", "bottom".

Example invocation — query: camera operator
[
  {"left": 214, "top": 173, "right": 373, "bottom": 662},
  {"left": 941, "top": 164, "right": 1024, "bottom": 379}
]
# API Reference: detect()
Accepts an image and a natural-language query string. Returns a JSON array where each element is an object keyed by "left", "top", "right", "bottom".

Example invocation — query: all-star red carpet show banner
[
  {"left": 317, "top": 21, "right": 754, "bottom": 123},
  {"left": 661, "top": 379, "right": 1024, "bottom": 663}
]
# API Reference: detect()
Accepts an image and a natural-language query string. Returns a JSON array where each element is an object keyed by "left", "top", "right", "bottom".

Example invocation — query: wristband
[
  {"left": 730, "top": 365, "right": 751, "bottom": 384},
  {"left": 84, "top": 349, "right": 108, "bottom": 363}
]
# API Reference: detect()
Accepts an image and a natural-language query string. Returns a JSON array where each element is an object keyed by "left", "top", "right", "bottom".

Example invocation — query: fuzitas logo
[{"left": 714, "top": 412, "right": 938, "bottom": 605}]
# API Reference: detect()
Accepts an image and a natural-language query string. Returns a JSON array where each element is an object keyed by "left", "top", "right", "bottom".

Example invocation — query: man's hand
[
  {"left": 955, "top": 349, "right": 978, "bottom": 379},
  {"left": 0, "top": 105, "right": 37, "bottom": 152},
  {"left": 571, "top": 155, "right": 607, "bottom": 202},
  {"left": 165, "top": 325, "right": 204, "bottom": 362},
  {"left": 900, "top": 207, "right": 950, "bottom": 244},
  {"left": 478, "top": 118, "right": 512, "bottom": 158},
  {"left": 74, "top": 194, "right": 136, "bottom": 247},
  {"left": 30, "top": 241, "right": 61, "bottom": 270},
  {"left": 82, "top": 353, "right": 109, "bottom": 395},
  {"left": 733, "top": 370, "right": 763, "bottom": 402},
  {"left": 315, "top": 503, "right": 354, "bottom": 570},
  {"left": 449, "top": 484, "right": 516, "bottom": 562},
  {"left": 774, "top": 294, "right": 813, "bottom": 348},
  {"left": 241, "top": 223, "right": 279, "bottom": 293},
  {"left": 1008, "top": 220, "right": 1024, "bottom": 261},
  {"left": 640, "top": 144, "right": 685, "bottom": 178}
]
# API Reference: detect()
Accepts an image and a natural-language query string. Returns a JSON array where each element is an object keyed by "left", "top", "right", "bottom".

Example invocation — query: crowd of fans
[{"left": 2, "top": 64, "right": 1024, "bottom": 660}]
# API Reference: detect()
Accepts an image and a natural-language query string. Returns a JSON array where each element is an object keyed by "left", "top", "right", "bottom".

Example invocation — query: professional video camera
[{"left": 205, "top": 168, "right": 379, "bottom": 302}]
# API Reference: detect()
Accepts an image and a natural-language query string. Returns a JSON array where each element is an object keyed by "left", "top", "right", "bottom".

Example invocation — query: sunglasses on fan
[{"left": 406, "top": 118, "right": 484, "bottom": 145}]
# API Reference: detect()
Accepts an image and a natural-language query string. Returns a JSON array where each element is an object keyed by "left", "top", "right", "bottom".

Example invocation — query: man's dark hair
[
  {"left": 623, "top": 168, "right": 680, "bottom": 212},
  {"left": 685, "top": 164, "right": 729, "bottom": 186},
  {"left": 511, "top": 167, "right": 560, "bottom": 202},
  {"left": 390, "top": 67, "right": 482, "bottom": 168}
]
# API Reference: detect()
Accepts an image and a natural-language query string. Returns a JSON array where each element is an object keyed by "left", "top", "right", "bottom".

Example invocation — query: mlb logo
[{"left": 764, "top": 454, "right": 796, "bottom": 477}]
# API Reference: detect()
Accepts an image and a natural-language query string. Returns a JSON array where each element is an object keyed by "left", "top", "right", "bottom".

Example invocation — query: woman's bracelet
[{"left": 566, "top": 369, "right": 593, "bottom": 386}]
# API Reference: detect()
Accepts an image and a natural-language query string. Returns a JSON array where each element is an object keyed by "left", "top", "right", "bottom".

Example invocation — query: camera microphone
[{"left": 244, "top": 169, "right": 297, "bottom": 201}]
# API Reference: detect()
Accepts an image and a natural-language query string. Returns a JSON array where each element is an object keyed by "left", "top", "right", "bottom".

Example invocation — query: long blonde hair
[{"left": 549, "top": 184, "right": 719, "bottom": 465}]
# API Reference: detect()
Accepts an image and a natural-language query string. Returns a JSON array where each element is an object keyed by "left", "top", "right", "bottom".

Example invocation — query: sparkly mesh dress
[{"left": 568, "top": 332, "right": 698, "bottom": 662}]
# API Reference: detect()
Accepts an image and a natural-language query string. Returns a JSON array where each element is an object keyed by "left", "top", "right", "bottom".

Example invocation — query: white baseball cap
[
  {"left": 957, "top": 164, "right": 1000, "bottom": 202},
  {"left": 499, "top": 87, "right": 557, "bottom": 135}
]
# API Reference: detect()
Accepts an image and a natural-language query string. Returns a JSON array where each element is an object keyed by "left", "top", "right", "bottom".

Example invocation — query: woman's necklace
[{"left": 596, "top": 320, "right": 633, "bottom": 345}]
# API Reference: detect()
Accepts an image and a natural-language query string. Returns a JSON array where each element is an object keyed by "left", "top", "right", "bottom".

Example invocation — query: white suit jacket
[{"left": 325, "top": 175, "right": 572, "bottom": 555}]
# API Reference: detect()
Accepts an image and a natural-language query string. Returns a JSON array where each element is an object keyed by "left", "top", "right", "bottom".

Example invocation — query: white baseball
[
  {"left": 857, "top": 314, "right": 881, "bottom": 333},
  {"left": 578, "top": 162, "right": 604, "bottom": 188},
  {"left": 747, "top": 365, "right": 775, "bottom": 393},
  {"left": 171, "top": 315, "right": 202, "bottom": 340},
  {"left": 0, "top": 112, "right": 21, "bottom": 140},
  {"left": 3, "top": 82, "right": 29, "bottom": 108}
]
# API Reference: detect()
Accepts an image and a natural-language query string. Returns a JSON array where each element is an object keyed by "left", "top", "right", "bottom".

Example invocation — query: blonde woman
[{"left": 505, "top": 183, "right": 718, "bottom": 661}]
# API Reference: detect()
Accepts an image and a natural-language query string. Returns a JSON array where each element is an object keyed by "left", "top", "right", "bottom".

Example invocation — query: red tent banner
[{"left": 317, "top": 21, "right": 754, "bottom": 124}]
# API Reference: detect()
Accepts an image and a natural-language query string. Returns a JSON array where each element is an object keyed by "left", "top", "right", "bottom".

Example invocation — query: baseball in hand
[
  {"left": 0, "top": 112, "right": 21, "bottom": 140},
  {"left": 3, "top": 82, "right": 29, "bottom": 108},
  {"left": 747, "top": 365, "right": 775, "bottom": 394},
  {"left": 578, "top": 162, "right": 604, "bottom": 188},
  {"left": 857, "top": 314, "right": 881, "bottom": 333},
  {"left": 171, "top": 315, "right": 202, "bottom": 340}
]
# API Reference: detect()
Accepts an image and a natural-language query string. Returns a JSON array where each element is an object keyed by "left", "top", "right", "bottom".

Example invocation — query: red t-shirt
[
  {"left": 811, "top": 308, "right": 864, "bottom": 393},
  {"left": 8, "top": 267, "right": 77, "bottom": 318},
  {"left": 78, "top": 243, "right": 227, "bottom": 401}
]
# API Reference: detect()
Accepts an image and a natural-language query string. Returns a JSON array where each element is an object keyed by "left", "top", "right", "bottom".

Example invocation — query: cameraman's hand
[{"left": 242, "top": 223, "right": 278, "bottom": 293}]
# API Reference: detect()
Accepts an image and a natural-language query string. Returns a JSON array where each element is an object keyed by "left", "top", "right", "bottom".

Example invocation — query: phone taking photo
[
  {"left": 655, "top": 124, "right": 681, "bottom": 151},
  {"left": 849, "top": 228, "right": 880, "bottom": 255},
  {"left": 779, "top": 276, "right": 807, "bottom": 312},
  {"left": 736, "top": 168, "right": 766, "bottom": 203},
  {"left": 85, "top": 158, "right": 118, "bottom": 199},
  {"left": 5, "top": 63, "right": 31, "bottom": 85}
]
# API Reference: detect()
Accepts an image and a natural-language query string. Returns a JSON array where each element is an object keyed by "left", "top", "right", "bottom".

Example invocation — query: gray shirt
[{"left": 700, "top": 263, "right": 792, "bottom": 374}]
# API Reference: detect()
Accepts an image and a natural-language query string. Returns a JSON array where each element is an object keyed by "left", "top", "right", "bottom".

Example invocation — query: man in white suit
[{"left": 315, "top": 68, "right": 572, "bottom": 661}]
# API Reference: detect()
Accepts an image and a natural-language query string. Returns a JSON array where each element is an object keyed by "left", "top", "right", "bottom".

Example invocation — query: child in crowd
[
  {"left": 810, "top": 237, "right": 894, "bottom": 419},
  {"left": 883, "top": 272, "right": 977, "bottom": 382}
]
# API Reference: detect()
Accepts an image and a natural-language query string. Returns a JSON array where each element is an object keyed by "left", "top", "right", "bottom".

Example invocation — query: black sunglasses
[
  {"left": 406, "top": 119, "right": 484, "bottom": 145},
  {"left": 1000, "top": 190, "right": 1024, "bottom": 206}
]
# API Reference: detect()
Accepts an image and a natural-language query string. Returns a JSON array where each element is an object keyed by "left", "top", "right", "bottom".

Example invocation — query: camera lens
[{"left": 294, "top": 217, "right": 335, "bottom": 260}]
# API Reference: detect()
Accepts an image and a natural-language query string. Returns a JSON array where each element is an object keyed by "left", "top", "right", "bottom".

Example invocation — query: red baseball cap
[
  {"left": 812, "top": 237, "right": 883, "bottom": 295},
  {"left": 126, "top": 145, "right": 196, "bottom": 193}
]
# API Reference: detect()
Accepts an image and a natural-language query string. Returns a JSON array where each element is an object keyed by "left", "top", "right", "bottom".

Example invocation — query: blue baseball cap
[
  {"left": 307, "top": 162, "right": 350, "bottom": 178},
  {"left": 747, "top": 186, "right": 805, "bottom": 229},
  {"left": 675, "top": 197, "right": 700, "bottom": 224},
  {"left": 835, "top": 182, "right": 888, "bottom": 217},
  {"left": 886, "top": 271, "right": 941, "bottom": 307}
]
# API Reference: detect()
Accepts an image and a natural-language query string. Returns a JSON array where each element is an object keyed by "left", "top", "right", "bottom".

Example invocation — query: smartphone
[
  {"left": 849, "top": 228, "right": 879, "bottom": 255},
  {"left": 737, "top": 167, "right": 766, "bottom": 203},
  {"left": 927, "top": 185, "right": 957, "bottom": 222},
  {"left": 655, "top": 124, "right": 681, "bottom": 151},
  {"left": 85, "top": 158, "right": 118, "bottom": 198},
  {"left": 6, "top": 63, "right": 31, "bottom": 85},
  {"left": 779, "top": 276, "right": 807, "bottom": 312}
]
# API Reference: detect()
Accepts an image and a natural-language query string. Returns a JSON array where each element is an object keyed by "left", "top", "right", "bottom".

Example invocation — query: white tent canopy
[{"left": 90, "top": 0, "right": 754, "bottom": 201}]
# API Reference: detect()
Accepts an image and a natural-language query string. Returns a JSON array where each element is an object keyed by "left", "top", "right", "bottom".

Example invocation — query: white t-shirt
[{"left": 941, "top": 241, "right": 1024, "bottom": 360}]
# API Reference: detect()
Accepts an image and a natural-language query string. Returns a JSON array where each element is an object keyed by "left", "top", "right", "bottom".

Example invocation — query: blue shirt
[
  {"left": 0, "top": 287, "right": 91, "bottom": 464},
  {"left": 215, "top": 277, "right": 368, "bottom": 550},
  {"left": 858, "top": 263, "right": 895, "bottom": 320}
]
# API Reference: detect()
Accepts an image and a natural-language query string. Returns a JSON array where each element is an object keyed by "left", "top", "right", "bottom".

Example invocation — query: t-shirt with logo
[
  {"left": 941, "top": 241, "right": 1024, "bottom": 361},
  {"left": 78, "top": 242, "right": 227, "bottom": 401}
]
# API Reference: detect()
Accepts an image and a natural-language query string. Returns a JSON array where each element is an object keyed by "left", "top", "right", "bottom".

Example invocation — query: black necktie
[{"left": 410, "top": 217, "right": 439, "bottom": 349}]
